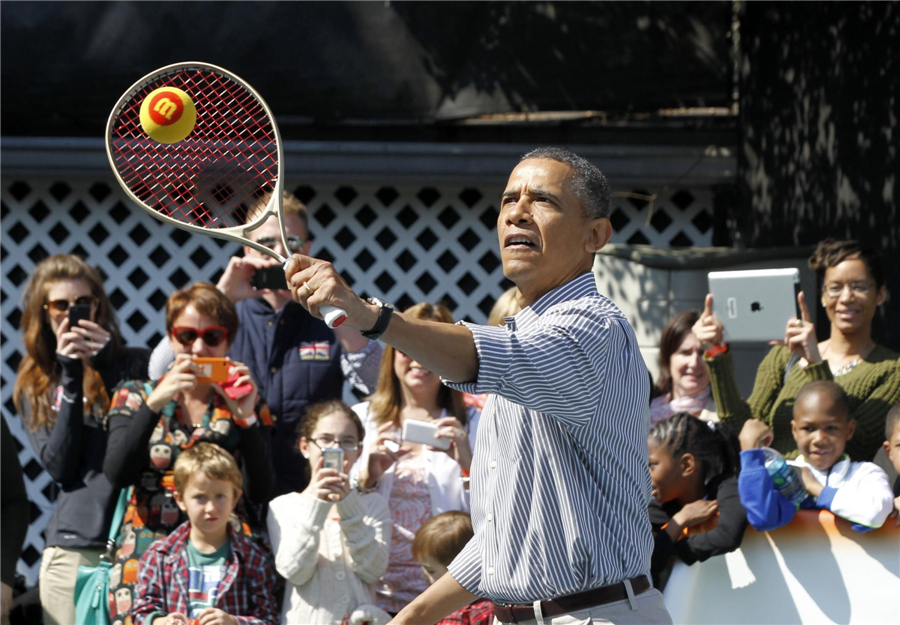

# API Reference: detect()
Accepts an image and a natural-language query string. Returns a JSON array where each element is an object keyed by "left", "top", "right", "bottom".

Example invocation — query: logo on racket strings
[{"left": 148, "top": 91, "right": 185, "bottom": 126}]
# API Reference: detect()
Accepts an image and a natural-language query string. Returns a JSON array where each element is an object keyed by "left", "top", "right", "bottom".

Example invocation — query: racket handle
[{"left": 321, "top": 305, "right": 348, "bottom": 328}]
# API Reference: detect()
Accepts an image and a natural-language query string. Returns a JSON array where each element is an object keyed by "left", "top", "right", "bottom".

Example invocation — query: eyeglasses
[
  {"left": 171, "top": 326, "right": 228, "bottom": 347},
  {"left": 256, "top": 235, "right": 304, "bottom": 254},
  {"left": 824, "top": 282, "right": 873, "bottom": 299},
  {"left": 43, "top": 295, "right": 97, "bottom": 315},
  {"left": 309, "top": 436, "right": 360, "bottom": 452}
]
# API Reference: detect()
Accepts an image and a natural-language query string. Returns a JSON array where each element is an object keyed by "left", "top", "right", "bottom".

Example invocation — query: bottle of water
[{"left": 761, "top": 447, "right": 808, "bottom": 507}]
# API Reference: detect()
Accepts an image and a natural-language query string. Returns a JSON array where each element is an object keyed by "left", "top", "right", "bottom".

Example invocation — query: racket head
[{"left": 105, "top": 62, "right": 290, "bottom": 261}]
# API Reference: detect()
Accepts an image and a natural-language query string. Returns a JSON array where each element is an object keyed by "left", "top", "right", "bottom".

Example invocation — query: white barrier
[{"left": 663, "top": 509, "right": 900, "bottom": 625}]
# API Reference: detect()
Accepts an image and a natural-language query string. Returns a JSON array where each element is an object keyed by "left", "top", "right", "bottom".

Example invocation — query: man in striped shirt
[{"left": 286, "top": 148, "right": 672, "bottom": 625}]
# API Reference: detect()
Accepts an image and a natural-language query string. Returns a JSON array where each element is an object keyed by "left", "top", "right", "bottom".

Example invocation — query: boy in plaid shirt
[
  {"left": 412, "top": 512, "right": 493, "bottom": 625},
  {"left": 132, "top": 443, "right": 278, "bottom": 625}
]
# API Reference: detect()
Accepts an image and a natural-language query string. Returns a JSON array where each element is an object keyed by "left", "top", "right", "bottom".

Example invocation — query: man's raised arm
[{"left": 284, "top": 254, "right": 479, "bottom": 383}]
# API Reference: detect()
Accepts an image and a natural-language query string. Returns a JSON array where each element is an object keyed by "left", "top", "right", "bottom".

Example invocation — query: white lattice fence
[{"left": 1, "top": 174, "right": 713, "bottom": 584}]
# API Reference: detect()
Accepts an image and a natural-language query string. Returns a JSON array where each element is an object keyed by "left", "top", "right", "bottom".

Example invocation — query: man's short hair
[
  {"left": 885, "top": 403, "right": 900, "bottom": 440},
  {"left": 245, "top": 190, "right": 309, "bottom": 230},
  {"left": 794, "top": 380, "right": 850, "bottom": 420},
  {"left": 412, "top": 511, "right": 474, "bottom": 566},
  {"left": 281, "top": 191, "right": 309, "bottom": 228},
  {"left": 173, "top": 442, "right": 243, "bottom": 497},
  {"left": 520, "top": 147, "right": 611, "bottom": 219}
]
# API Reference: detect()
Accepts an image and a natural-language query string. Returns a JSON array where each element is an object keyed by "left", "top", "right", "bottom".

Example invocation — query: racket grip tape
[{"left": 321, "top": 305, "right": 348, "bottom": 328}]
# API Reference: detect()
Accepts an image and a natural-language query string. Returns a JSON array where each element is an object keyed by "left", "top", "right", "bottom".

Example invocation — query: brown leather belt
[{"left": 492, "top": 575, "right": 651, "bottom": 623}]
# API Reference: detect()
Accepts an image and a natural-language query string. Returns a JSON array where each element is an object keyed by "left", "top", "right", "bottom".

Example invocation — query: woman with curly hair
[{"left": 694, "top": 239, "right": 900, "bottom": 462}]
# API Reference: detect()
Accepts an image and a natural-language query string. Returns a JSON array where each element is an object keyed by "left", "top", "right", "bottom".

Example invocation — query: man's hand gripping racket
[{"left": 105, "top": 62, "right": 346, "bottom": 327}]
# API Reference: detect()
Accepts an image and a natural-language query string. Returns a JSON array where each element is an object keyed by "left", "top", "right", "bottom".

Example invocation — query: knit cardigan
[{"left": 706, "top": 344, "right": 900, "bottom": 461}]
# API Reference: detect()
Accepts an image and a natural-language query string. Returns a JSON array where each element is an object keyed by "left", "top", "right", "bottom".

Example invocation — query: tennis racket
[{"left": 104, "top": 61, "right": 347, "bottom": 327}]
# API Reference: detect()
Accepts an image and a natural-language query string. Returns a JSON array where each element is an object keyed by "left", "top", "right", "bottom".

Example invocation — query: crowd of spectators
[{"left": 5, "top": 181, "right": 899, "bottom": 625}]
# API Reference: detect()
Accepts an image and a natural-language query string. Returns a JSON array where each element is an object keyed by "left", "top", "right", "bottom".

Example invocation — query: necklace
[{"left": 822, "top": 341, "right": 875, "bottom": 377}]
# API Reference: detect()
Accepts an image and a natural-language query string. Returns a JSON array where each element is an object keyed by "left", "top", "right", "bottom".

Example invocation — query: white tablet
[{"left": 708, "top": 268, "right": 801, "bottom": 343}]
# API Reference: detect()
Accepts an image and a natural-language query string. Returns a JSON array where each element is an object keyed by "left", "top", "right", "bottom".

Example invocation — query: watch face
[{"left": 367, "top": 297, "right": 393, "bottom": 309}]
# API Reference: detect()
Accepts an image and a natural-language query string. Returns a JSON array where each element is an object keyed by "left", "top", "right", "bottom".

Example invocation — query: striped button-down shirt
[{"left": 444, "top": 272, "right": 652, "bottom": 603}]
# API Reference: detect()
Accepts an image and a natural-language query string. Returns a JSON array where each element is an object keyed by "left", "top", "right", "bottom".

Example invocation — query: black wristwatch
[{"left": 360, "top": 297, "right": 394, "bottom": 341}]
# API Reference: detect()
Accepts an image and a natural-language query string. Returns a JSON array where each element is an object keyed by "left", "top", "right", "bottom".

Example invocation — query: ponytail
[{"left": 649, "top": 412, "right": 740, "bottom": 481}]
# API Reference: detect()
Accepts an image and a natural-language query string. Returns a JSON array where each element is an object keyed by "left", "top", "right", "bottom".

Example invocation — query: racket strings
[{"left": 109, "top": 67, "right": 278, "bottom": 230}]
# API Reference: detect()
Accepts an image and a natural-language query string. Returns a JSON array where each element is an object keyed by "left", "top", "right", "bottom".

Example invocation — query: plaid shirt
[
  {"left": 132, "top": 521, "right": 279, "bottom": 625},
  {"left": 435, "top": 599, "right": 495, "bottom": 625}
]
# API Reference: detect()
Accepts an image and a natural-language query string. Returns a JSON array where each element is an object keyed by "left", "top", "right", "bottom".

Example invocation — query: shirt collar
[{"left": 528, "top": 272, "right": 598, "bottom": 316}]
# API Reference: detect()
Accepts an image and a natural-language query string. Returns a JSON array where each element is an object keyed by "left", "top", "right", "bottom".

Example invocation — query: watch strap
[{"left": 361, "top": 300, "right": 393, "bottom": 340}]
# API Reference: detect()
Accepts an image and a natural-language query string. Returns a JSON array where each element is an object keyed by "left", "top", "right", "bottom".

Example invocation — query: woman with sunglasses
[
  {"left": 352, "top": 302, "right": 479, "bottom": 615},
  {"left": 13, "top": 254, "right": 149, "bottom": 625},
  {"left": 267, "top": 400, "right": 392, "bottom": 625},
  {"left": 102, "top": 283, "right": 274, "bottom": 624},
  {"left": 694, "top": 239, "right": 900, "bottom": 462}
]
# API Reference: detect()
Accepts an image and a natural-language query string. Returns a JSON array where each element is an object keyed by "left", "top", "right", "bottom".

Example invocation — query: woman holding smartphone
[
  {"left": 267, "top": 400, "right": 392, "bottom": 625},
  {"left": 352, "top": 302, "right": 479, "bottom": 615},
  {"left": 13, "top": 255, "right": 149, "bottom": 625},
  {"left": 694, "top": 239, "right": 900, "bottom": 462},
  {"left": 102, "top": 282, "right": 273, "bottom": 625}
]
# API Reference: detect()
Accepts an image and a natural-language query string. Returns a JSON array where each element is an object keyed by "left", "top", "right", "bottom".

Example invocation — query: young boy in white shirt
[{"left": 739, "top": 380, "right": 894, "bottom": 533}]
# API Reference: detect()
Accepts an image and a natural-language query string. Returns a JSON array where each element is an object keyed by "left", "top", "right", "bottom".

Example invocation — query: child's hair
[
  {"left": 649, "top": 412, "right": 740, "bottom": 481},
  {"left": 794, "top": 380, "right": 850, "bottom": 420},
  {"left": 885, "top": 403, "right": 900, "bottom": 440},
  {"left": 487, "top": 287, "right": 521, "bottom": 327},
  {"left": 173, "top": 442, "right": 243, "bottom": 496},
  {"left": 412, "top": 511, "right": 474, "bottom": 566},
  {"left": 298, "top": 400, "right": 365, "bottom": 445}
]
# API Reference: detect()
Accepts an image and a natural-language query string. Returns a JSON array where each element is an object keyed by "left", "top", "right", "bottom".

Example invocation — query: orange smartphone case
[{"left": 193, "top": 357, "right": 229, "bottom": 383}]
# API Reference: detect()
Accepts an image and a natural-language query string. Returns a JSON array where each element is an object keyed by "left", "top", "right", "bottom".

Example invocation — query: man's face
[
  {"left": 498, "top": 158, "right": 606, "bottom": 303},
  {"left": 245, "top": 213, "right": 309, "bottom": 260}
]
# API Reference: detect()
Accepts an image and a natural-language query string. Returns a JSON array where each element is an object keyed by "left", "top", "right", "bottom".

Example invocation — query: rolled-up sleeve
[{"left": 447, "top": 530, "right": 483, "bottom": 595}]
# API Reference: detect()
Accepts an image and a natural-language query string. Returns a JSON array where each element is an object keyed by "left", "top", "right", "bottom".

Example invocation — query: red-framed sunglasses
[{"left": 171, "top": 326, "right": 228, "bottom": 347}]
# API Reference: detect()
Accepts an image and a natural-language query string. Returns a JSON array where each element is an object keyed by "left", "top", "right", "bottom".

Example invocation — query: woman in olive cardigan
[{"left": 693, "top": 239, "right": 900, "bottom": 462}]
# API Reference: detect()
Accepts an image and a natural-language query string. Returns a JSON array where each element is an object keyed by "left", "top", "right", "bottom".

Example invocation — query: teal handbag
[{"left": 74, "top": 487, "right": 132, "bottom": 625}]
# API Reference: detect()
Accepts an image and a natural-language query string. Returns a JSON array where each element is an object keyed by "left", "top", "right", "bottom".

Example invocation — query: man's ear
[
  {"left": 232, "top": 488, "right": 243, "bottom": 510},
  {"left": 680, "top": 452, "right": 697, "bottom": 478},
  {"left": 301, "top": 239, "right": 312, "bottom": 256},
  {"left": 584, "top": 217, "right": 612, "bottom": 254}
]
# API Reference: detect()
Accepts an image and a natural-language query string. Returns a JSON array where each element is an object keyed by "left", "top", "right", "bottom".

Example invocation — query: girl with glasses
[
  {"left": 694, "top": 239, "right": 900, "bottom": 463},
  {"left": 352, "top": 302, "right": 480, "bottom": 615},
  {"left": 267, "top": 400, "right": 392, "bottom": 625},
  {"left": 102, "top": 283, "right": 274, "bottom": 625},
  {"left": 13, "top": 255, "right": 149, "bottom": 625}
]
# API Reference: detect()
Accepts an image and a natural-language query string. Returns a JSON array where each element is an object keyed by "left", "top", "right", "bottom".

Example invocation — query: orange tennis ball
[{"left": 139, "top": 86, "right": 196, "bottom": 144}]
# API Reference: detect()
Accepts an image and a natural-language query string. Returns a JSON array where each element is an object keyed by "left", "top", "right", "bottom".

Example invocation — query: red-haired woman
[
  {"left": 102, "top": 282, "right": 274, "bottom": 625},
  {"left": 13, "top": 255, "right": 149, "bottom": 625}
]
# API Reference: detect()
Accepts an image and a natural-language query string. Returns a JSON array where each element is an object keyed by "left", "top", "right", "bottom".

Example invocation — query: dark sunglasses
[
  {"left": 171, "top": 326, "right": 228, "bottom": 347},
  {"left": 257, "top": 235, "right": 304, "bottom": 254},
  {"left": 44, "top": 295, "right": 97, "bottom": 314}
]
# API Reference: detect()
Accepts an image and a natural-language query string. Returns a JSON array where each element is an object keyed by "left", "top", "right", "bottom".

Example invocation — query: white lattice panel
[{"left": 1, "top": 175, "right": 712, "bottom": 584}]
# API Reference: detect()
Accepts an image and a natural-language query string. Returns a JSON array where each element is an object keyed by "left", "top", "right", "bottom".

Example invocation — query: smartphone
[
  {"left": 68, "top": 303, "right": 92, "bottom": 328},
  {"left": 322, "top": 448, "right": 345, "bottom": 471},
  {"left": 193, "top": 357, "right": 229, "bottom": 383},
  {"left": 251, "top": 266, "right": 288, "bottom": 291},
  {"left": 402, "top": 419, "right": 451, "bottom": 450}
]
